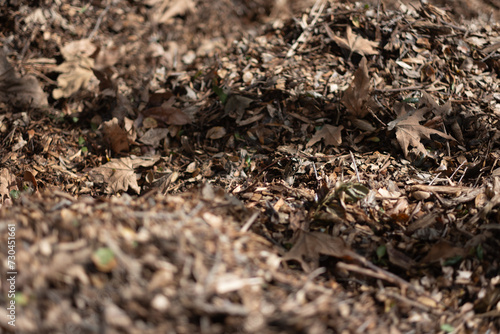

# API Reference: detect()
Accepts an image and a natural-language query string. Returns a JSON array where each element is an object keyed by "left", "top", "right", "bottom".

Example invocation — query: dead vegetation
[{"left": 1, "top": 0, "right": 500, "bottom": 333}]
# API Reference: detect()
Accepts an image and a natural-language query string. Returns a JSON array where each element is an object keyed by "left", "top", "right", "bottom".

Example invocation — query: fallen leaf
[
  {"left": 0, "top": 50, "right": 48, "bottom": 108},
  {"left": 52, "top": 39, "right": 97, "bottom": 99},
  {"left": 225, "top": 94, "right": 253, "bottom": 123},
  {"left": 149, "top": 0, "right": 195, "bottom": 24},
  {"left": 206, "top": 126, "right": 226, "bottom": 140},
  {"left": 342, "top": 57, "right": 371, "bottom": 118},
  {"left": 0, "top": 168, "right": 16, "bottom": 205},
  {"left": 386, "top": 243, "right": 416, "bottom": 270},
  {"left": 101, "top": 118, "right": 130, "bottom": 153},
  {"left": 139, "top": 128, "right": 170, "bottom": 147},
  {"left": 91, "top": 247, "right": 117, "bottom": 272},
  {"left": 90, "top": 156, "right": 160, "bottom": 194},
  {"left": 282, "top": 230, "right": 350, "bottom": 273},
  {"left": 418, "top": 91, "right": 452, "bottom": 116},
  {"left": 142, "top": 97, "right": 191, "bottom": 126},
  {"left": 421, "top": 240, "right": 467, "bottom": 265},
  {"left": 388, "top": 101, "right": 455, "bottom": 158},
  {"left": 307, "top": 124, "right": 344, "bottom": 147},
  {"left": 325, "top": 25, "right": 379, "bottom": 56}
]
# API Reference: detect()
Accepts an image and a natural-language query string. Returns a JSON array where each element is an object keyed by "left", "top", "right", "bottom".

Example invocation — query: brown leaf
[
  {"left": 282, "top": 230, "right": 350, "bottom": 273},
  {"left": 307, "top": 124, "right": 343, "bottom": 147},
  {"left": 89, "top": 156, "right": 160, "bottom": 194},
  {"left": 149, "top": 0, "right": 195, "bottom": 24},
  {"left": 52, "top": 39, "right": 97, "bottom": 99},
  {"left": 0, "top": 50, "right": 48, "bottom": 108},
  {"left": 142, "top": 99, "right": 191, "bottom": 126},
  {"left": 386, "top": 243, "right": 416, "bottom": 270},
  {"left": 0, "top": 168, "right": 16, "bottom": 206},
  {"left": 206, "top": 126, "right": 226, "bottom": 140},
  {"left": 418, "top": 91, "right": 452, "bottom": 116},
  {"left": 342, "top": 57, "right": 371, "bottom": 118},
  {"left": 102, "top": 118, "right": 130, "bottom": 153},
  {"left": 388, "top": 100, "right": 455, "bottom": 158},
  {"left": 326, "top": 25, "right": 379, "bottom": 56},
  {"left": 421, "top": 240, "right": 467, "bottom": 264}
]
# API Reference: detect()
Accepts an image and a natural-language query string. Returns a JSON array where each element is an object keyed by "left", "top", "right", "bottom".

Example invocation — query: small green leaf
[
  {"left": 443, "top": 255, "right": 462, "bottom": 266},
  {"left": 91, "top": 247, "right": 117, "bottom": 272},
  {"left": 10, "top": 190, "right": 20, "bottom": 200},
  {"left": 15, "top": 292, "right": 29, "bottom": 306},
  {"left": 376, "top": 245, "right": 387, "bottom": 260},
  {"left": 476, "top": 244, "right": 484, "bottom": 261},
  {"left": 81, "top": 146, "right": 88, "bottom": 153},
  {"left": 402, "top": 97, "right": 420, "bottom": 103},
  {"left": 78, "top": 136, "right": 85, "bottom": 146},
  {"left": 212, "top": 81, "right": 228, "bottom": 104},
  {"left": 94, "top": 248, "right": 114, "bottom": 265},
  {"left": 440, "top": 324, "right": 454, "bottom": 333}
]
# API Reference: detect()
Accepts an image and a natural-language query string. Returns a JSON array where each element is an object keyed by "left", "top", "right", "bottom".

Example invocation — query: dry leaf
[
  {"left": 388, "top": 101, "right": 455, "bottom": 158},
  {"left": 0, "top": 168, "right": 16, "bottom": 206},
  {"left": 386, "top": 243, "right": 416, "bottom": 270},
  {"left": 307, "top": 124, "right": 343, "bottom": 147},
  {"left": 326, "top": 25, "right": 379, "bottom": 56},
  {"left": 418, "top": 91, "right": 451, "bottom": 116},
  {"left": 342, "top": 57, "right": 371, "bottom": 118},
  {"left": 0, "top": 50, "right": 48, "bottom": 108},
  {"left": 282, "top": 230, "right": 350, "bottom": 273},
  {"left": 421, "top": 240, "right": 467, "bottom": 264},
  {"left": 90, "top": 156, "right": 160, "bottom": 194},
  {"left": 142, "top": 97, "right": 191, "bottom": 126},
  {"left": 206, "top": 126, "right": 226, "bottom": 140},
  {"left": 53, "top": 39, "right": 97, "bottom": 99},
  {"left": 139, "top": 128, "right": 170, "bottom": 147},
  {"left": 225, "top": 94, "right": 253, "bottom": 123},
  {"left": 149, "top": 0, "right": 195, "bottom": 24},
  {"left": 102, "top": 118, "right": 130, "bottom": 153}
]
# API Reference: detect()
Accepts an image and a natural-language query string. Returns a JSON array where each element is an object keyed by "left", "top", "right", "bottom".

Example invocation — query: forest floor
[{"left": 1, "top": 0, "right": 500, "bottom": 333}]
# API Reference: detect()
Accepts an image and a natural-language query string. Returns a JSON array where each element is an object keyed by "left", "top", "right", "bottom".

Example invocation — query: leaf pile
[{"left": 1, "top": 0, "right": 500, "bottom": 333}]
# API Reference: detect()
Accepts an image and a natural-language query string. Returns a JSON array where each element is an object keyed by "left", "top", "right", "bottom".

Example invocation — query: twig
[
  {"left": 88, "top": 1, "right": 111, "bottom": 40},
  {"left": 450, "top": 160, "right": 466, "bottom": 181},
  {"left": 240, "top": 211, "right": 259, "bottom": 233},
  {"left": 375, "top": 85, "right": 424, "bottom": 93},
  {"left": 286, "top": 0, "right": 326, "bottom": 58},
  {"left": 336, "top": 261, "right": 415, "bottom": 294},
  {"left": 350, "top": 151, "right": 361, "bottom": 183}
]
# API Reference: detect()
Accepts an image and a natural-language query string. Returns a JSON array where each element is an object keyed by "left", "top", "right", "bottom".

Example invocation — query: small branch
[
  {"left": 286, "top": 0, "right": 327, "bottom": 58},
  {"left": 88, "top": 2, "right": 111, "bottom": 40}
]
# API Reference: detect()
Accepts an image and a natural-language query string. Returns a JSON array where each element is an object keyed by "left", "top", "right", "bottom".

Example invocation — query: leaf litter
[{"left": 1, "top": 0, "right": 500, "bottom": 333}]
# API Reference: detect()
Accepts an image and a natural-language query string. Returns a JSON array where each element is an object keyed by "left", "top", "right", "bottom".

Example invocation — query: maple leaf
[
  {"left": 282, "top": 230, "right": 351, "bottom": 273},
  {"left": 342, "top": 57, "right": 371, "bottom": 118},
  {"left": 90, "top": 156, "right": 160, "bottom": 194},
  {"left": 388, "top": 102, "right": 455, "bottom": 158},
  {"left": 307, "top": 124, "right": 343, "bottom": 147},
  {"left": 325, "top": 25, "right": 379, "bottom": 57}
]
